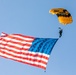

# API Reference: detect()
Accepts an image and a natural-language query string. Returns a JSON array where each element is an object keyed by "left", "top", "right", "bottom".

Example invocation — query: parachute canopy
[{"left": 49, "top": 8, "right": 73, "bottom": 25}]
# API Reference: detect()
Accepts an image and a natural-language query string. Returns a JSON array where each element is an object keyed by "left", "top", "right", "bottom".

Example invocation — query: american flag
[{"left": 0, "top": 32, "right": 58, "bottom": 70}]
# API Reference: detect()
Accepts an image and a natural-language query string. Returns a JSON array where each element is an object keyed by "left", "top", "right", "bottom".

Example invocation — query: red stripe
[
  {"left": 12, "top": 34, "right": 34, "bottom": 39},
  {"left": 1, "top": 35, "right": 34, "bottom": 42},
  {"left": 0, "top": 33, "right": 49, "bottom": 69},
  {"left": 0, "top": 55, "right": 46, "bottom": 70},
  {"left": 0, "top": 47, "right": 48, "bottom": 60},
  {"left": 0, "top": 38, "right": 32, "bottom": 46},
  {"left": 0, "top": 51, "right": 48, "bottom": 69},
  {"left": 0, "top": 43, "right": 25, "bottom": 50}
]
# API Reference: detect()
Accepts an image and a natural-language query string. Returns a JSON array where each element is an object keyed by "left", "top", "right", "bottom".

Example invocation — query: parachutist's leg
[
  {"left": 59, "top": 30, "right": 62, "bottom": 38},
  {"left": 59, "top": 34, "right": 62, "bottom": 38}
]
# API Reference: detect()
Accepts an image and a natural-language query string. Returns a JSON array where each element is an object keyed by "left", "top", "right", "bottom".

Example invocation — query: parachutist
[{"left": 59, "top": 27, "right": 63, "bottom": 38}]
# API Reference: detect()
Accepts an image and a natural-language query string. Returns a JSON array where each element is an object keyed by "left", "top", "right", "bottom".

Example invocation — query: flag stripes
[
  {"left": 0, "top": 53, "right": 47, "bottom": 69},
  {"left": 0, "top": 32, "right": 58, "bottom": 69}
]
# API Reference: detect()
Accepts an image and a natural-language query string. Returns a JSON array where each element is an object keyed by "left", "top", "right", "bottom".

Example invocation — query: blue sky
[{"left": 0, "top": 0, "right": 76, "bottom": 75}]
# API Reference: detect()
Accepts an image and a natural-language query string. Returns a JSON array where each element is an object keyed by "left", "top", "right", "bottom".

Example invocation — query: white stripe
[
  {"left": 0, "top": 45, "right": 5, "bottom": 48},
  {"left": 2, "top": 37, "right": 11, "bottom": 41},
  {"left": 4, "top": 46, "right": 29, "bottom": 51},
  {"left": 1, "top": 32, "right": 7, "bottom": 36},
  {"left": 2, "top": 37, "right": 33, "bottom": 44},
  {"left": 7, "top": 42, "right": 24, "bottom": 48},
  {"left": 0, "top": 45, "right": 30, "bottom": 52},
  {"left": 10, "top": 35, "right": 34, "bottom": 41},
  {"left": 0, "top": 52, "right": 47, "bottom": 67},
  {"left": 0, "top": 41, "right": 32, "bottom": 49},
  {"left": 0, "top": 39, "right": 32, "bottom": 46},
  {"left": 0, "top": 43, "right": 49, "bottom": 58},
  {"left": 0, "top": 41, "right": 7, "bottom": 44},
  {"left": 0, "top": 49, "right": 49, "bottom": 63},
  {"left": 0, "top": 45, "right": 31, "bottom": 51},
  {"left": 0, "top": 46, "right": 49, "bottom": 58},
  {"left": 23, "top": 45, "right": 31, "bottom": 48},
  {"left": 28, "top": 51, "right": 49, "bottom": 58}
]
